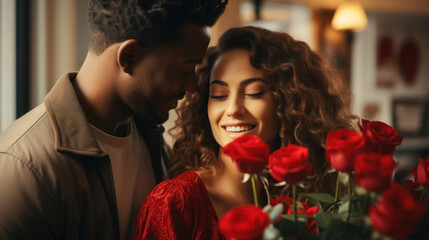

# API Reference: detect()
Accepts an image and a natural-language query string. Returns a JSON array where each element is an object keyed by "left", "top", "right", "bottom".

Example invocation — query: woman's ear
[{"left": 117, "top": 39, "right": 142, "bottom": 75}]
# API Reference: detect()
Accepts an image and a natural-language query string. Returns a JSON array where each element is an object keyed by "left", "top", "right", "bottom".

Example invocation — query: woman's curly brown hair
[{"left": 168, "top": 26, "right": 357, "bottom": 195}]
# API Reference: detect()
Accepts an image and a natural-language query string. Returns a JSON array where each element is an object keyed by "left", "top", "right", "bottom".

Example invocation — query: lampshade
[{"left": 332, "top": 2, "right": 368, "bottom": 31}]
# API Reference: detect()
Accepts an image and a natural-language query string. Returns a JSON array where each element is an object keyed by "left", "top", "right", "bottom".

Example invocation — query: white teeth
[{"left": 225, "top": 126, "right": 252, "bottom": 132}]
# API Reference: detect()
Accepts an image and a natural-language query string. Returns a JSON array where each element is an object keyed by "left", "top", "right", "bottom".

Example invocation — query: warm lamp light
[{"left": 332, "top": 2, "right": 368, "bottom": 31}]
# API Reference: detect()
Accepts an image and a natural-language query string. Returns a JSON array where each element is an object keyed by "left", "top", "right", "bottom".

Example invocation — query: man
[{"left": 0, "top": 0, "right": 227, "bottom": 239}]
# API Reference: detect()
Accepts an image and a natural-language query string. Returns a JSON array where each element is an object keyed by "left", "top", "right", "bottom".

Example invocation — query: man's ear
[{"left": 117, "top": 39, "right": 142, "bottom": 75}]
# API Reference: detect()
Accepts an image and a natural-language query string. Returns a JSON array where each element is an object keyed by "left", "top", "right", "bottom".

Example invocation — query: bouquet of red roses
[{"left": 218, "top": 119, "right": 428, "bottom": 240}]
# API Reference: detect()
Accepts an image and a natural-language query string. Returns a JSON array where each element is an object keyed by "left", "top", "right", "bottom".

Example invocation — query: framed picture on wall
[
  {"left": 374, "top": 14, "right": 429, "bottom": 95},
  {"left": 392, "top": 97, "right": 428, "bottom": 136}
]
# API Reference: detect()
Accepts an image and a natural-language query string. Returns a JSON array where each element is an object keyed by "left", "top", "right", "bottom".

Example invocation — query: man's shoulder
[
  {"left": 0, "top": 104, "right": 51, "bottom": 154},
  {"left": 0, "top": 103, "right": 64, "bottom": 186}
]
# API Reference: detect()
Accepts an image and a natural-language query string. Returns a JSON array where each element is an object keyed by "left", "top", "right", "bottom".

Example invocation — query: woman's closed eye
[
  {"left": 245, "top": 92, "right": 264, "bottom": 97},
  {"left": 209, "top": 86, "right": 228, "bottom": 99},
  {"left": 210, "top": 92, "right": 264, "bottom": 99},
  {"left": 210, "top": 94, "right": 227, "bottom": 99}
]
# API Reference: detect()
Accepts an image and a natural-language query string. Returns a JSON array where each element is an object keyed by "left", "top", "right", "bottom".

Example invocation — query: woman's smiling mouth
[{"left": 223, "top": 124, "right": 256, "bottom": 133}]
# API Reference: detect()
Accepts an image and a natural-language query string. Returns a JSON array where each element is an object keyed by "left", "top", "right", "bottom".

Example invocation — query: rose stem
[
  {"left": 420, "top": 187, "right": 428, "bottom": 204},
  {"left": 261, "top": 176, "right": 270, "bottom": 205},
  {"left": 334, "top": 171, "right": 341, "bottom": 203},
  {"left": 293, "top": 184, "right": 297, "bottom": 222},
  {"left": 347, "top": 173, "right": 352, "bottom": 222},
  {"left": 251, "top": 175, "right": 259, "bottom": 207},
  {"left": 358, "top": 193, "right": 369, "bottom": 231}
]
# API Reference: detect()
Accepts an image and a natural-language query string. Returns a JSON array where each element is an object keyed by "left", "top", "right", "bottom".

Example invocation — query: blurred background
[{"left": 1, "top": 0, "right": 428, "bottom": 182}]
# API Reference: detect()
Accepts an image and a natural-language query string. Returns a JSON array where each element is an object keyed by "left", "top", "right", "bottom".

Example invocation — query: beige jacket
[{"left": 0, "top": 73, "right": 167, "bottom": 240}]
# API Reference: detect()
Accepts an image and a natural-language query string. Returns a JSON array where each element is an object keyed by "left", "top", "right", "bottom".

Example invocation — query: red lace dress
[{"left": 134, "top": 171, "right": 226, "bottom": 240}]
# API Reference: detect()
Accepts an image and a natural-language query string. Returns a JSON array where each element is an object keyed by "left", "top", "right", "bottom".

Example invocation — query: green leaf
[
  {"left": 337, "top": 194, "right": 365, "bottom": 221},
  {"left": 338, "top": 200, "right": 350, "bottom": 214},
  {"left": 304, "top": 235, "right": 321, "bottom": 240},
  {"left": 303, "top": 193, "right": 336, "bottom": 203},
  {"left": 314, "top": 212, "right": 332, "bottom": 229},
  {"left": 281, "top": 214, "right": 308, "bottom": 223},
  {"left": 335, "top": 211, "right": 349, "bottom": 220},
  {"left": 341, "top": 194, "right": 361, "bottom": 203},
  {"left": 274, "top": 218, "right": 306, "bottom": 239},
  {"left": 340, "top": 194, "right": 352, "bottom": 203},
  {"left": 317, "top": 219, "right": 372, "bottom": 240}
]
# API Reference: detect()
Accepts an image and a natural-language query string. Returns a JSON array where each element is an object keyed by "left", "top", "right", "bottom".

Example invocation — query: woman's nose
[{"left": 225, "top": 95, "right": 245, "bottom": 117}]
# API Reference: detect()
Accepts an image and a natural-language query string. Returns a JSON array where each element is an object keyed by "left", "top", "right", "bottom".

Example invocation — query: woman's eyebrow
[
  {"left": 210, "top": 79, "right": 228, "bottom": 86},
  {"left": 210, "top": 78, "right": 266, "bottom": 87},
  {"left": 239, "top": 78, "right": 266, "bottom": 86}
]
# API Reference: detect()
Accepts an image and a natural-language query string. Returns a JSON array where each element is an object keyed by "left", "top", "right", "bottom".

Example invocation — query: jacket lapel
[{"left": 45, "top": 73, "right": 120, "bottom": 238}]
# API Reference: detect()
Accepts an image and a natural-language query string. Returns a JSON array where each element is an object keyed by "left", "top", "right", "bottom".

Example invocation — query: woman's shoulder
[
  {"left": 136, "top": 171, "right": 223, "bottom": 239},
  {"left": 157, "top": 170, "right": 202, "bottom": 190},
  {"left": 146, "top": 170, "right": 207, "bottom": 203}
]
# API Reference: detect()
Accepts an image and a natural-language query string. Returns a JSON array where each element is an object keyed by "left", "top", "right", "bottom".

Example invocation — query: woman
[{"left": 134, "top": 26, "right": 356, "bottom": 239}]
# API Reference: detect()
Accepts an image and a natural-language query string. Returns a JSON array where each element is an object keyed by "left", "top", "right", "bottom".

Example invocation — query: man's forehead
[
  {"left": 145, "top": 24, "right": 210, "bottom": 64},
  {"left": 176, "top": 24, "right": 211, "bottom": 59},
  {"left": 180, "top": 24, "right": 211, "bottom": 42}
]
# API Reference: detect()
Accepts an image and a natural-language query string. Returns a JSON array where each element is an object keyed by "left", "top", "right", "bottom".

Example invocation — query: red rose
[
  {"left": 359, "top": 119, "right": 403, "bottom": 155},
  {"left": 325, "top": 129, "right": 365, "bottom": 172},
  {"left": 222, "top": 135, "right": 270, "bottom": 174},
  {"left": 286, "top": 201, "right": 318, "bottom": 216},
  {"left": 354, "top": 153, "right": 396, "bottom": 192},
  {"left": 269, "top": 144, "right": 312, "bottom": 185},
  {"left": 403, "top": 179, "right": 427, "bottom": 208},
  {"left": 369, "top": 182, "right": 426, "bottom": 239},
  {"left": 306, "top": 217, "right": 319, "bottom": 236},
  {"left": 286, "top": 202, "right": 318, "bottom": 216},
  {"left": 218, "top": 205, "right": 270, "bottom": 240},
  {"left": 286, "top": 202, "right": 319, "bottom": 236},
  {"left": 270, "top": 195, "right": 319, "bottom": 236},
  {"left": 413, "top": 156, "right": 429, "bottom": 186},
  {"left": 270, "top": 194, "right": 293, "bottom": 214}
]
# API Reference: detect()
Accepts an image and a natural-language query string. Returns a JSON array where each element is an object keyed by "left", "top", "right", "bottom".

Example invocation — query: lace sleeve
[
  {"left": 134, "top": 180, "right": 191, "bottom": 239},
  {"left": 133, "top": 171, "right": 225, "bottom": 240}
]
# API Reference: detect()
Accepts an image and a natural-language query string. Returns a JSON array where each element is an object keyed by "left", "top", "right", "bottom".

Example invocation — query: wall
[
  {"left": 76, "top": 0, "right": 89, "bottom": 67},
  {"left": 29, "top": 0, "right": 77, "bottom": 109},
  {"left": 351, "top": 12, "right": 429, "bottom": 179},
  {"left": 273, "top": 0, "right": 429, "bottom": 16},
  {"left": 352, "top": 13, "right": 429, "bottom": 125},
  {"left": 0, "top": 0, "right": 16, "bottom": 132}
]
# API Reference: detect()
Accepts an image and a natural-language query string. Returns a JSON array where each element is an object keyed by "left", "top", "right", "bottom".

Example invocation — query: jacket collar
[
  {"left": 44, "top": 72, "right": 167, "bottom": 168},
  {"left": 44, "top": 72, "right": 106, "bottom": 157}
]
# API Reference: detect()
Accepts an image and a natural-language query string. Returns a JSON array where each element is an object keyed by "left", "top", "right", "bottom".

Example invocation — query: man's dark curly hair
[{"left": 88, "top": 0, "right": 228, "bottom": 54}]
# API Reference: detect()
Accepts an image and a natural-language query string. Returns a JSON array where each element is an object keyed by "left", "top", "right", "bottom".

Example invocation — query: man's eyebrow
[{"left": 209, "top": 78, "right": 267, "bottom": 87}]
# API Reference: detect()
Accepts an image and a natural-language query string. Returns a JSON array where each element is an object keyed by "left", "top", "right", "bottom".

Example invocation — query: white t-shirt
[{"left": 90, "top": 118, "right": 156, "bottom": 240}]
